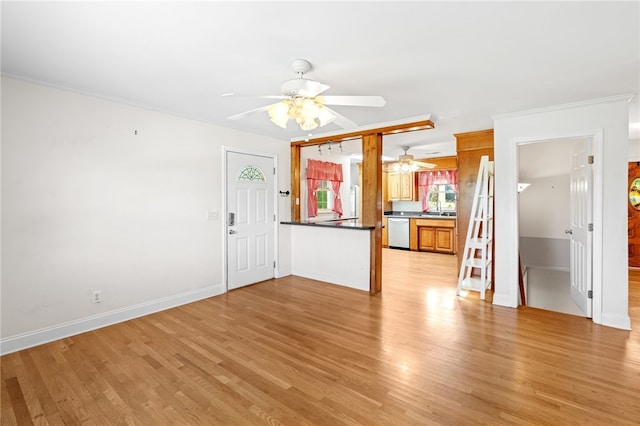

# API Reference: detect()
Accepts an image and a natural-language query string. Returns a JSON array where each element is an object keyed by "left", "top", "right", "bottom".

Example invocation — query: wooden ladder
[{"left": 457, "top": 156, "right": 494, "bottom": 300}]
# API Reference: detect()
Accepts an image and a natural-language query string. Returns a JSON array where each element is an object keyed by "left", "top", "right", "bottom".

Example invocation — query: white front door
[
  {"left": 569, "top": 138, "right": 593, "bottom": 317},
  {"left": 226, "top": 151, "right": 275, "bottom": 290}
]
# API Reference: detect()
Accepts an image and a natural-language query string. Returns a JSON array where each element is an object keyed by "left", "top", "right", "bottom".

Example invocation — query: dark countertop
[
  {"left": 280, "top": 217, "right": 375, "bottom": 230},
  {"left": 384, "top": 211, "right": 457, "bottom": 219}
]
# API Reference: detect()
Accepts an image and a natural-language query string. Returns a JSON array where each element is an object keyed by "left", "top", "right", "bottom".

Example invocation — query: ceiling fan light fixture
[
  {"left": 317, "top": 105, "right": 336, "bottom": 126},
  {"left": 267, "top": 101, "right": 290, "bottom": 128},
  {"left": 299, "top": 116, "right": 318, "bottom": 131},
  {"left": 267, "top": 97, "right": 336, "bottom": 131}
]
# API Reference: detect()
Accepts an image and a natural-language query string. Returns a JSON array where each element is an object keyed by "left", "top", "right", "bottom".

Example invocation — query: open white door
[
  {"left": 569, "top": 138, "right": 593, "bottom": 317},
  {"left": 226, "top": 151, "right": 275, "bottom": 290}
]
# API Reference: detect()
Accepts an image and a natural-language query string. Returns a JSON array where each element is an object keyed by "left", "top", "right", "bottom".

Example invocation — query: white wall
[
  {"left": 518, "top": 174, "right": 571, "bottom": 271},
  {"left": 493, "top": 94, "right": 632, "bottom": 330},
  {"left": 519, "top": 174, "right": 570, "bottom": 239},
  {"left": 630, "top": 139, "right": 640, "bottom": 161},
  {"left": 1, "top": 77, "right": 292, "bottom": 352},
  {"left": 290, "top": 225, "right": 371, "bottom": 292}
]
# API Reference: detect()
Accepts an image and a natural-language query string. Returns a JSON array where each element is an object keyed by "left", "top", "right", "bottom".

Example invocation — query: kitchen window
[
  {"left": 316, "top": 180, "right": 334, "bottom": 211},
  {"left": 428, "top": 184, "right": 457, "bottom": 211},
  {"left": 420, "top": 169, "right": 458, "bottom": 212}
]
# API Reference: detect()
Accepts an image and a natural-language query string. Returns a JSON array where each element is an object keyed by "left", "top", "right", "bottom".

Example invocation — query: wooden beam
[
  {"left": 362, "top": 133, "right": 383, "bottom": 294},
  {"left": 291, "top": 119, "right": 434, "bottom": 147}
]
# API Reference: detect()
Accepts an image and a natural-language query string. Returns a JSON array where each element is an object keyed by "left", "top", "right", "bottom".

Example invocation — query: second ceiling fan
[
  {"left": 225, "top": 59, "right": 386, "bottom": 131},
  {"left": 385, "top": 146, "right": 436, "bottom": 173}
]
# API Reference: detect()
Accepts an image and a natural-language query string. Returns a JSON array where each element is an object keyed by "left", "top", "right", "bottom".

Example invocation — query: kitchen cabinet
[
  {"left": 415, "top": 218, "right": 456, "bottom": 254},
  {"left": 387, "top": 172, "right": 418, "bottom": 201}
]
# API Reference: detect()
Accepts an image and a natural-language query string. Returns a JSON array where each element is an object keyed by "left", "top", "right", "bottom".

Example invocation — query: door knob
[
  {"left": 564, "top": 229, "right": 573, "bottom": 235},
  {"left": 229, "top": 229, "right": 237, "bottom": 234}
]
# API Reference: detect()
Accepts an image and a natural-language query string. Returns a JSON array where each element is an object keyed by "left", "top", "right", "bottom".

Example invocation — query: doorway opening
[{"left": 518, "top": 137, "right": 593, "bottom": 317}]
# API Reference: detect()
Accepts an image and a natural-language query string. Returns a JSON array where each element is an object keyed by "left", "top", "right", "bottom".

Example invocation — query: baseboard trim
[
  {"left": 599, "top": 312, "right": 632, "bottom": 331},
  {"left": 291, "top": 269, "right": 369, "bottom": 292},
  {"left": 523, "top": 264, "right": 570, "bottom": 273},
  {"left": 0, "top": 284, "right": 226, "bottom": 355},
  {"left": 492, "top": 293, "right": 518, "bottom": 308},
  {"left": 276, "top": 267, "right": 292, "bottom": 278}
]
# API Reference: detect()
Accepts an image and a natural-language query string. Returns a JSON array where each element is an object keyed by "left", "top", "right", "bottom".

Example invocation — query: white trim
[
  {"left": 601, "top": 313, "right": 632, "bottom": 331},
  {"left": 521, "top": 265, "right": 570, "bottom": 273},
  {"left": 275, "top": 266, "right": 292, "bottom": 278},
  {"left": 0, "top": 284, "right": 225, "bottom": 356},
  {"left": 222, "top": 146, "right": 279, "bottom": 291},
  {"left": 591, "top": 130, "right": 604, "bottom": 325},
  {"left": 492, "top": 94, "right": 635, "bottom": 121}
]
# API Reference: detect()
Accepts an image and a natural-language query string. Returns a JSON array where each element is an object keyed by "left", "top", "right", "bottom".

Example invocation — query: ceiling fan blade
[
  {"left": 222, "top": 93, "right": 287, "bottom": 100},
  {"left": 323, "top": 106, "right": 358, "bottom": 129},
  {"left": 318, "top": 95, "right": 386, "bottom": 107},
  {"left": 297, "top": 80, "right": 330, "bottom": 98},
  {"left": 227, "top": 103, "right": 278, "bottom": 120}
]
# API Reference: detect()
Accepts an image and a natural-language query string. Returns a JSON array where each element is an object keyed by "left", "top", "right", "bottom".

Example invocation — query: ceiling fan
[
  {"left": 384, "top": 146, "right": 436, "bottom": 173},
  {"left": 224, "top": 59, "right": 386, "bottom": 131}
]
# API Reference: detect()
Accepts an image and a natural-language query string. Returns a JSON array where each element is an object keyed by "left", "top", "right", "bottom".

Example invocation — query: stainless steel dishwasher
[{"left": 387, "top": 217, "right": 410, "bottom": 249}]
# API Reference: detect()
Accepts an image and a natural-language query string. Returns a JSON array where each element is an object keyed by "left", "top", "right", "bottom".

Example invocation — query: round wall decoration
[{"left": 630, "top": 177, "right": 640, "bottom": 210}]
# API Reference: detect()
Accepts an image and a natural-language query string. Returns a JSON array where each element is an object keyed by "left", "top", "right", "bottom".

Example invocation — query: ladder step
[
  {"left": 459, "top": 277, "right": 492, "bottom": 292},
  {"left": 465, "top": 258, "right": 492, "bottom": 268},
  {"left": 468, "top": 238, "right": 493, "bottom": 247}
]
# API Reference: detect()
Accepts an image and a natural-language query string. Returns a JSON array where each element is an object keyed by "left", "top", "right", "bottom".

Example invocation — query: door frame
[
  {"left": 222, "top": 146, "right": 279, "bottom": 292},
  {"left": 514, "top": 129, "right": 603, "bottom": 323}
]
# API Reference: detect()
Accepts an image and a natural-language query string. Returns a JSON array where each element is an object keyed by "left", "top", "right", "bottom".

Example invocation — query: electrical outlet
[{"left": 92, "top": 290, "right": 101, "bottom": 304}]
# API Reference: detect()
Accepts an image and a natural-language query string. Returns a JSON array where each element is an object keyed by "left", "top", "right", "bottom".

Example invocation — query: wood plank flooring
[{"left": 2, "top": 249, "right": 640, "bottom": 425}]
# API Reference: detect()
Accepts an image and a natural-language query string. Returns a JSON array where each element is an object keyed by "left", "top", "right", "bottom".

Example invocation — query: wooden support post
[
  {"left": 290, "top": 144, "right": 301, "bottom": 222},
  {"left": 362, "top": 133, "right": 383, "bottom": 294}
]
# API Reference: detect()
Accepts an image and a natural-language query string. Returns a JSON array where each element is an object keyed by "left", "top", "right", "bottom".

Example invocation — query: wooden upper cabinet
[
  {"left": 387, "top": 172, "right": 401, "bottom": 200},
  {"left": 387, "top": 172, "right": 418, "bottom": 201}
]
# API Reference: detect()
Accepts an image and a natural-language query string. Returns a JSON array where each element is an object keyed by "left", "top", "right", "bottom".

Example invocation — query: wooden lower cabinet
[
  {"left": 415, "top": 218, "right": 456, "bottom": 254},
  {"left": 418, "top": 227, "right": 455, "bottom": 253}
]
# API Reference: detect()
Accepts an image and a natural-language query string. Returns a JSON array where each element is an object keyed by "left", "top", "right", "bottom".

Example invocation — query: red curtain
[
  {"left": 418, "top": 169, "right": 458, "bottom": 211},
  {"left": 330, "top": 180, "right": 343, "bottom": 217},
  {"left": 307, "top": 177, "right": 322, "bottom": 217},
  {"left": 306, "top": 159, "right": 344, "bottom": 217}
]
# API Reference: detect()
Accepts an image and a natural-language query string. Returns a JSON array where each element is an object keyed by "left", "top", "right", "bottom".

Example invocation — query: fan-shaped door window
[{"left": 237, "top": 165, "right": 266, "bottom": 183}]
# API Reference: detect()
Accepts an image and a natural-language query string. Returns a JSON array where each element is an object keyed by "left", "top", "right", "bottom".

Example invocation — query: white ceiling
[{"left": 2, "top": 1, "right": 638, "bottom": 160}]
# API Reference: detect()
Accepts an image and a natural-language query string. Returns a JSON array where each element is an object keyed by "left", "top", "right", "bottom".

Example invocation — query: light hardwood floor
[{"left": 2, "top": 249, "right": 639, "bottom": 425}]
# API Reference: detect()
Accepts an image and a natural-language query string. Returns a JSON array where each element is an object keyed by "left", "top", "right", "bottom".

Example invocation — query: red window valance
[
  {"left": 306, "top": 159, "right": 343, "bottom": 182},
  {"left": 419, "top": 169, "right": 458, "bottom": 211}
]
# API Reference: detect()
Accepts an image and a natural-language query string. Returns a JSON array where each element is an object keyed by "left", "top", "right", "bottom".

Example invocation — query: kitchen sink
[{"left": 421, "top": 211, "right": 456, "bottom": 217}]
